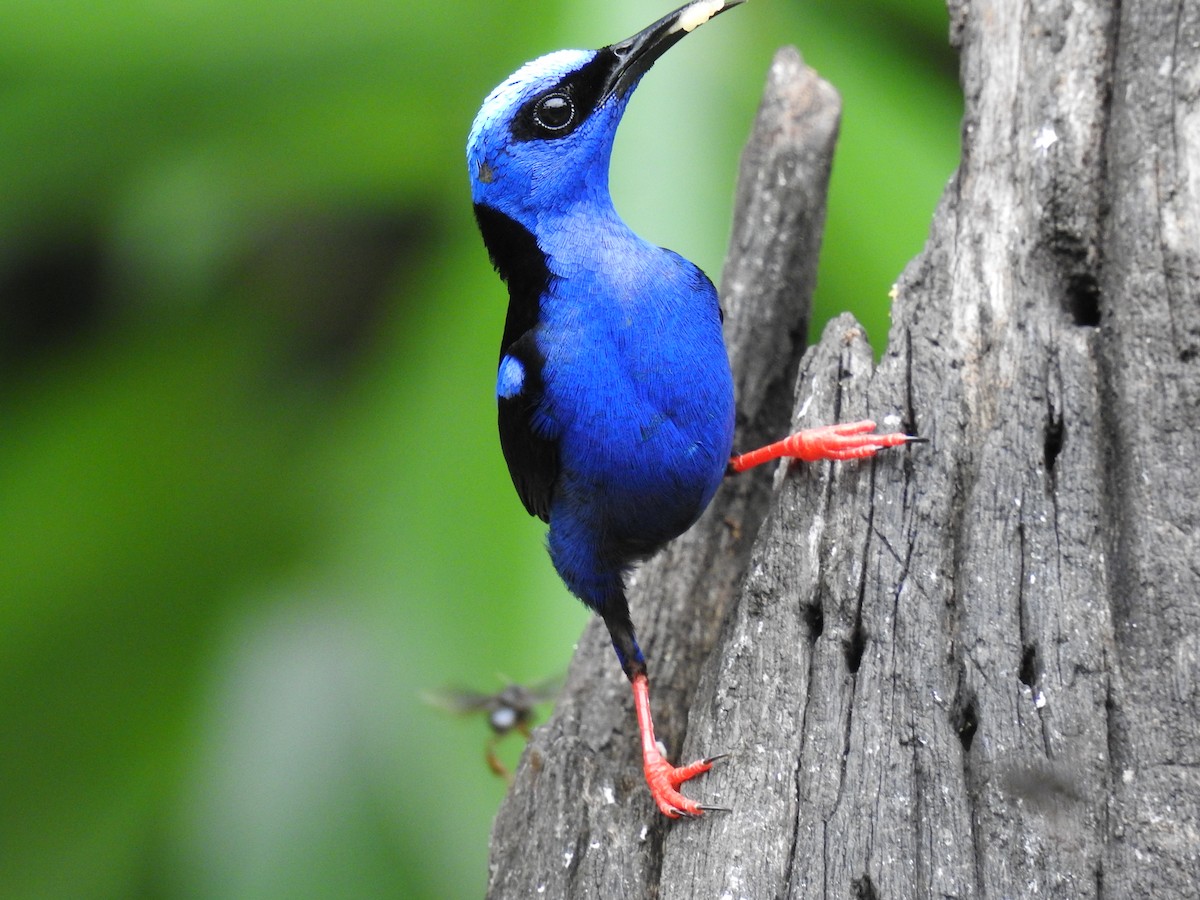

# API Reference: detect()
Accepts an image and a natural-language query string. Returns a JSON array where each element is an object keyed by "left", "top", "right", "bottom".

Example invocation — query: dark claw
[{"left": 698, "top": 803, "right": 732, "bottom": 813}]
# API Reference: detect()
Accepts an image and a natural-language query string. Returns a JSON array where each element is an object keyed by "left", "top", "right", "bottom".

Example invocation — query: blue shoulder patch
[{"left": 497, "top": 354, "right": 526, "bottom": 399}]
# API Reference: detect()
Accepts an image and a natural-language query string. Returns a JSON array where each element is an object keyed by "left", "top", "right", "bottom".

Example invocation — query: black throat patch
[{"left": 473, "top": 202, "right": 551, "bottom": 358}]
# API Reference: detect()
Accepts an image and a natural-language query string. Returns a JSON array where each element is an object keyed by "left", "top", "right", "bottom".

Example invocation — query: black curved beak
[{"left": 600, "top": 0, "right": 746, "bottom": 102}]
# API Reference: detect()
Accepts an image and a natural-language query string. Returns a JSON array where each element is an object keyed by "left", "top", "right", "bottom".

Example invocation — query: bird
[{"left": 467, "top": 0, "right": 918, "bottom": 818}]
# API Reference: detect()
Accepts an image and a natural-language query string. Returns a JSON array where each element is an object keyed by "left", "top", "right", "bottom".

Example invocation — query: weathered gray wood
[
  {"left": 1095, "top": 0, "right": 1200, "bottom": 895},
  {"left": 488, "top": 0, "right": 1200, "bottom": 895}
]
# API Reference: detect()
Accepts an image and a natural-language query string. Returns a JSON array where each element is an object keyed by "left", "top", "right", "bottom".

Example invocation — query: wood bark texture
[{"left": 487, "top": 0, "right": 1200, "bottom": 895}]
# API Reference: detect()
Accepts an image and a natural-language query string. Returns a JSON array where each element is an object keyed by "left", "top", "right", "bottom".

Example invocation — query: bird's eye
[{"left": 533, "top": 93, "right": 575, "bottom": 132}]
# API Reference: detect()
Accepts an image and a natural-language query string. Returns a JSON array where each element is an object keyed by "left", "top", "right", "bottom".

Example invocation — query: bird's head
[{"left": 467, "top": 0, "right": 744, "bottom": 229}]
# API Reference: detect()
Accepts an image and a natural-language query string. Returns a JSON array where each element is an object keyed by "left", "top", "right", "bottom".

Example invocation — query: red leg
[
  {"left": 631, "top": 673, "right": 720, "bottom": 818},
  {"left": 728, "top": 419, "right": 921, "bottom": 474}
]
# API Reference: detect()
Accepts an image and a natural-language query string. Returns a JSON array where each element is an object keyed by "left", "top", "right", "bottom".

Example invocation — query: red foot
[
  {"left": 728, "top": 419, "right": 921, "bottom": 473},
  {"left": 644, "top": 746, "right": 714, "bottom": 818},
  {"left": 631, "top": 673, "right": 720, "bottom": 818}
]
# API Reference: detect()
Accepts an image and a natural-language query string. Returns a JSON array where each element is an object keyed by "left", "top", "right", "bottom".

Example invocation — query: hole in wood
[
  {"left": 1064, "top": 271, "right": 1101, "bottom": 327},
  {"left": 804, "top": 602, "right": 824, "bottom": 642},
  {"left": 956, "top": 700, "right": 978, "bottom": 752},
  {"left": 1044, "top": 414, "right": 1064, "bottom": 474},
  {"left": 1019, "top": 644, "right": 1039, "bottom": 691},
  {"left": 844, "top": 621, "right": 865, "bottom": 674}
]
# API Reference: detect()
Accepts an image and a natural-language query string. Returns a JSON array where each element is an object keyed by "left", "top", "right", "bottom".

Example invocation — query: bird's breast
[{"left": 534, "top": 267, "right": 735, "bottom": 543}]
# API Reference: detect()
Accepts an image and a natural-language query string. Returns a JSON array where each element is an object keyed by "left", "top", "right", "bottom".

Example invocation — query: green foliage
[{"left": 0, "top": 1, "right": 959, "bottom": 896}]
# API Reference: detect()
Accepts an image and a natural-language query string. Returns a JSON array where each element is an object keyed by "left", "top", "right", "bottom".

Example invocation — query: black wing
[
  {"left": 474, "top": 202, "right": 561, "bottom": 523},
  {"left": 498, "top": 331, "right": 558, "bottom": 522}
]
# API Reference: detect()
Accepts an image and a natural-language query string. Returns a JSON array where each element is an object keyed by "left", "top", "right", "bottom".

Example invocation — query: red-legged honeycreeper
[{"left": 467, "top": 0, "right": 919, "bottom": 818}]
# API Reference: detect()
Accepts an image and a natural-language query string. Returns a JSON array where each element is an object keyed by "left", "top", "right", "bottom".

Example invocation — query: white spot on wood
[
  {"left": 1033, "top": 124, "right": 1059, "bottom": 152},
  {"left": 796, "top": 393, "right": 813, "bottom": 420}
]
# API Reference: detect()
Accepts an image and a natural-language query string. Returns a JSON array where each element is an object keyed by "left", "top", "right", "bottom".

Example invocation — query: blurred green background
[{"left": 0, "top": 1, "right": 959, "bottom": 897}]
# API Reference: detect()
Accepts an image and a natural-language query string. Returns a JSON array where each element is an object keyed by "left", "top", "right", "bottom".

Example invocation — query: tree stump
[{"left": 487, "top": 0, "right": 1200, "bottom": 895}]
